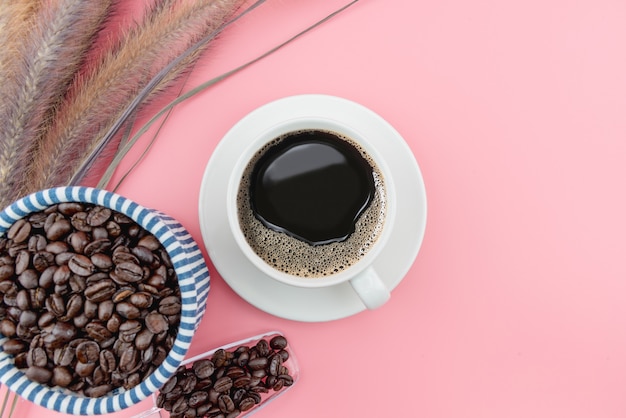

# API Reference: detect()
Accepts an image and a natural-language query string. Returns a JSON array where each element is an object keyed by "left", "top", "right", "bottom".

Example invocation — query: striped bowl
[{"left": 0, "top": 187, "right": 210, "bottom": 415}]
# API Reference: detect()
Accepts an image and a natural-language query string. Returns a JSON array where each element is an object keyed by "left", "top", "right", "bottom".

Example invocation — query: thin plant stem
[{"left": 100, "top": 0, "right": 361, "bottom": 190}]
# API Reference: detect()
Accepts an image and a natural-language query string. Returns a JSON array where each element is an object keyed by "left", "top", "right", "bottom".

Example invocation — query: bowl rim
[{"left": 0, "top": 186, "right": 203, "bottom": 415}]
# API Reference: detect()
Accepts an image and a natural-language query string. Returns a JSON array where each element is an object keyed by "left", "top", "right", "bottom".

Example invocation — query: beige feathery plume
[
  {"left": 0, "top": 0, "right": 115, "bottom": 208},
  {"left": 25, "top": 0, "right": 247, "bottom": 194},
  {"left": 0, "top": 1, "right": 40, "bottom": 84}
]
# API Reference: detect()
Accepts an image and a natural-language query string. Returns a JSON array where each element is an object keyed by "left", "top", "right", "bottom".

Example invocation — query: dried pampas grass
[
  {"left": 0, "top": 0, "right": 361, "bottom": 209},
  {"left": 24, "top": 0, "right": 251, "bottom": 195},
  {"left": 0, "top": 0, "right": 114, "bottom": 208}
]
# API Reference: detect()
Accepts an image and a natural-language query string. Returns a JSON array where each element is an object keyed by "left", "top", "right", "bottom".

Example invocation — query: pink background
[{"left": 15, "top": 0, "right": 626, "bottom": 416}]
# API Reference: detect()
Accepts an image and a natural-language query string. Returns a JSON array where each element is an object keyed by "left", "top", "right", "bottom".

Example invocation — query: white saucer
[{"left": 198, "top": 95, "right": 427, "bottom": 322}]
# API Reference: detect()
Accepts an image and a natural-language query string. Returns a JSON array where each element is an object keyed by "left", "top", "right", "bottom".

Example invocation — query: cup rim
[
  {"left": 226, "top": 116, "right": 397, "bottom": 288},
  {"left": 0, "top": 186, "right": 203, "bottom": 415}
]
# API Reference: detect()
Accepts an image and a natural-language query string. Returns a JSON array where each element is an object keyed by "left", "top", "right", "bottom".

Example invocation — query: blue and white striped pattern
[{"left": 0, "top": 187, "right": 210, "bottom": 415}]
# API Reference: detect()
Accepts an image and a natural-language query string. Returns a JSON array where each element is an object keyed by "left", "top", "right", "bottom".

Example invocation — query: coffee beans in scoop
[
  {"left": 0, "top": 203, "right": 182, "bottom": 397},
  {"left": 157, "top": 335, "right": 295, "bottom": 418}
]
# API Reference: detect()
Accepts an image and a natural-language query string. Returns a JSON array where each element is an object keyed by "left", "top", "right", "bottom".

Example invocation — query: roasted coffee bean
[
  {"left": 114, "top": 262, "right": 144, "bottom": 283},
  {"left": 161, "top": 374, "right": 178, "bottom": 394},
  {"left": 0, "top": 263, "right": 14, "bottom": 281},
  {"left": 106, "top": 313, "right": 122, "bottom": 333},
  {"left": 268, "top": 353, "right": 282, "bottom": 376},
  {"left": 39, "top": 266, "right": 56, "bottom": 288},
  {"left": 247, "top": 357, "right": 268, "bottom": 371},
  {"left": 233, "top": 376, "right": 252, "bottom": 389},
  {"left": 3, "top": 338, "right": 26, "bottom": 355},
  {"left": 91, "top": 252, "right": 113, "bottom": 270},
  {"left": 0, "top": 318, "right": 16, "bottom": 337},
  {"left": 16, "top": 289, "right": 30, "bottom": 311},
  {"left": 239, "top": 396, "right": 256, "bottom": 412},
  {"left": 51, "top": 321, "right": 77, "bottom": 343},
  {"left": 86, "top": 206, "right": 111, "bottom": 227},
  {"left": 19, "top": 310, "right": 37, "bottom": 328},
  {"left": 112, "top": 287, "right": 134, "bottom": 303},
  {"left": 45, "top": 241, "right": 68, "bottom": 255},
  {"left": 138, "top": 235, "right": 161, "bottom": 251},
  {"left": 213, "top": 376, "right": 233, "bottom": 393},
  {"left": 46, "top": 216, "right": 71, "bottom": 241},
  {"left": 188, "top": 390, "right": 208, "bottom": 408},
  {"left": 38, "top": 311, "right": 55, "bottom": 328},
  {"left": 52, "top": 366, "right": 73, "bottom": 387},
  {"left": 53, "top": 346, "right": 75, "bottom": 367},
  {"left": 192, "top": 359, "right": 215, "bottom": 379},
  {"left": 58, "top": 202, "right": 83, "bottom": 216},
  {"left": 278, "top": 374, "right": 294, "bottom": 386},
  {"left": 159, "top": 295, "right": 182, "bottom": 316},
  {"left": 105, "top": 221, "right": 121, "bottom": 238},
  {"left": 135, "top": 328, "right": 154, "bottom": 350},
  {"left": 54, "top": 251, "right": 75, "bottom": 266},
  {"left": 65, "top": 294, "right": 84, "bottom": 319},
  {"left": 256, "top": 339, "right": 270, "bottom": 357},
  {"left": 171, "top": 396, "right": 189, "bottom": 415},
  {"left": 119, "top": 346, "right": 139, "bottom": 373},
  {"left": 0, "top": 280, "right": 17, "bottom": 295},
  {"left": 212, "top": 349, "right": 229, "bottom": 368},
  {"left": 99, "top": 349, "right": 117, "bottom": 374},
  {"left": 88, "top": 365, "right": 105, "bottom": 386},
  {"left": 29, "top": 287, "right": 45, "bottom": 310},
  {"left": 85, "top": 322, "right": 113, "bottom": 341},
  {"left": 26, "top": 366, "right": 52, "bottom": 384},
  {"left": 225, "top": 366, "right": 246, "bottom": 379},
  {"left": 84, "top": 239, "right": 112, "bottom": 256},
  {"left": 32, "top": 251, "right": 55, "bottom": 272},
  {"left": 235, "top": 350, "right": 249, "bottom": 367},
  {"left": 76, "top": 340, "right": 100, "bottom": 364},
  {"left": 116, "top": 302, "right": 140, "bottom": 320},
  {"left": 84, "top": 279, "right": 116, "bottom": 302},
  {"left": 26, "top": 212, "right": 46, "bottom": 229},
  {"left": 247, "top": 391, "right": 262, "bottom": 404},
  {"left": 18, "top": 269, "right": 39, "bottom": 289},
  {"left": 145, "top": 312, "right": 168, "bottom": 334},
  {"left": 190, "top": 404, "right": 208, "bottom": 418},
  {"left": 98, "top": 300, "right": 114, "bottom": 321},
  {"left": 131, "top": 246, "right": 154, "bottom": 265},
  {"left": 83, "top": 299, "right": 98, "bottom": 318},
  {"left": 27, "top": 347, "right": 48, "bottom": 368},
  {"left": 86, "top": 271, "right": 109, "bottom": 284},
  {"left": 28, "top": 235, "right": 47, "bottom": 253},
  {"left": 69, "top": 231, "right": 89, "bottom": 253},
  {"left": 218, "top": 394, "right": 235, "bottom": 413},
  {"left": 92, "top": 227, "right": 109, "bottom": 240},
  {"left": 125, "top": 372, "right": 142, "bottom": 390},
  {"left": 129, "top": 292, "right": 153, "bottom": 309},
  {"left": 118, "top": 320, "right": 142, "bottom": 343},
  {"left": 5, "top": 306, "right": 20, "bottom": 320},
  {"left": 75, "top": 361, "right": 96, "bottom": 378},
  {"left": 179, "top": 374, "right": 198, "bottom": 394},
  {"left": 14, "top": 250, "right": 30, "bottom": 275},
  {"left": 111, "top": 246, "right": 137, "bottom": 264},
  {"left": 46, "top": 293, "right": 66, "bottom": 317},
  {"left": 68, "top": 254, "right": 95, "bottom": 276},
  {"left": 8, "top": 219, "right": 32, "bottom": 243}
]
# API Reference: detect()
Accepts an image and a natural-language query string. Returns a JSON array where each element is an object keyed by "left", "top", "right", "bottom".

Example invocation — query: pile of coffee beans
[
  {"left": 158, "top": 335, "right": 295, "bottom": 418},
  {"left": 0, "top": 202, "right": 182, "bottom": 397}
]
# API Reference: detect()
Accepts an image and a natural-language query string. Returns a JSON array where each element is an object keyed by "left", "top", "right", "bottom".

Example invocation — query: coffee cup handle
[{"left": 349, "top": 266, "right": 390, "bottom": 310}]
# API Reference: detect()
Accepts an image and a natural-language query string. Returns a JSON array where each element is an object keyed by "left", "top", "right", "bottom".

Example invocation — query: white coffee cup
[{"left": 226, "top": 116, "right": 396, "bottom": 310}]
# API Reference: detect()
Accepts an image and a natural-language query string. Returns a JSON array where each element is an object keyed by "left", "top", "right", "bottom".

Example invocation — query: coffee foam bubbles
[{"left": 236, "top": 130, "right": 387, "bottom": 278}]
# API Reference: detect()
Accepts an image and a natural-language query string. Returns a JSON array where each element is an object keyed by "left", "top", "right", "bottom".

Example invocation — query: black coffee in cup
[{"left": 237, "top": 129, "right": 387, "bottom": 278}]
